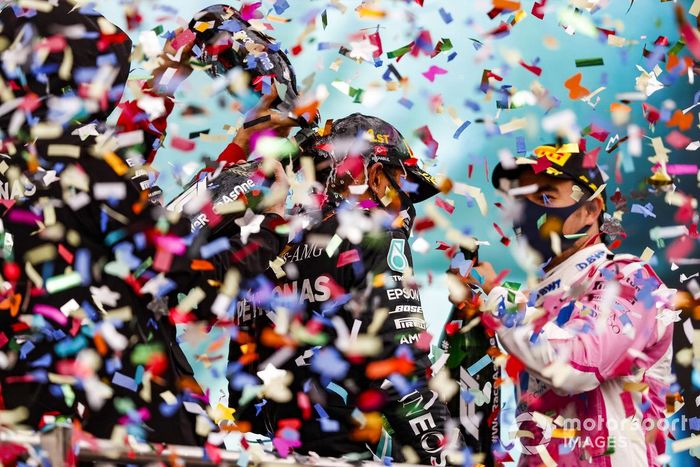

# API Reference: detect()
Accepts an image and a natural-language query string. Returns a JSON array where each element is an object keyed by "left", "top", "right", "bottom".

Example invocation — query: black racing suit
[{"left": 228, "top": 207, "right": 453, "bottom": 465}]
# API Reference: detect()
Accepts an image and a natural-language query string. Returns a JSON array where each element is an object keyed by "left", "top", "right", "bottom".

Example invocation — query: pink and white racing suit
[{"left": 483, "top": 243, "right": 676, "bottom": 466}]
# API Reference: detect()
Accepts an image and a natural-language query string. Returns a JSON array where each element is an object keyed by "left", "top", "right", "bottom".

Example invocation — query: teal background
[{"left": 94, "top": 0, "right": 699, "bottom": 463}]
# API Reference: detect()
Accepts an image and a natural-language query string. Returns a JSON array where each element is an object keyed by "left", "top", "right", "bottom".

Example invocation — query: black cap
[
  {"left": 303, "top": 113, "right": 440, "bottom": 203},
  {"left": 492, "top": 144, "right": 607, "bottom": 209},
  {"left": 189, "top": 5, "right": 303, "bottom": 118}
]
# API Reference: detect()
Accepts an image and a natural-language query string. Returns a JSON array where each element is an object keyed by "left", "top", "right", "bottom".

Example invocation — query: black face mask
[
  {"left": 368, "top": 169, "right": 416, "bottom": 235},
  {"left": 513, "top": 198, "right": 592, "bottom": 263}
]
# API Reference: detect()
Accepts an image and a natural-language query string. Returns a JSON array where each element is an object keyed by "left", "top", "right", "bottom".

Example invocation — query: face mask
[{"left": 513, "top": 198, "right": 591, "bottom": 263}]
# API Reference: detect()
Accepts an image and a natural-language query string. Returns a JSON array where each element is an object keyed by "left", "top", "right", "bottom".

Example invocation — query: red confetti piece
[
  {"left": 413, "top": 217, "right": 436, "bottom": 232},
  {"left": 532, "top": 155, "right": 552, "bottom": 174},
  {"left": 589, "top": 124, "right": 610, "bottom": 142},
  {"left": 57, "top": 244, "right": 74, "bottom": 264},
  {"left": 414, "top": 125, "right": 439, "bottom": 159},
  {"left": 505, "top": 353, "right": 525, "bottom": 380},
  {"left": 583, "top": 146, "right": 601, "bottom": 168},
  {"left": 519, "top": 60, "right": 542, "bottom": 76},
  {"left": 642, "top": 103, "right": 660, "bottom": 125},
  {"left": 532, "top": 0, "right": 547, "bottom": 19}
]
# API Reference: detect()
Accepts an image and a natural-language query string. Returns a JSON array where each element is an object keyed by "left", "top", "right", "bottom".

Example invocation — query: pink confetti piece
[
  {"left": 337, "top": 249, "right": 361, "bottom": 267},
  {"left": 171, "top": 136, "right": 196, "bottom": 152},
  {"left": 666, "top": 130, "right": 692, "bottom": 150},
  {"left": 8, "top": 209, "right": 41, "bottom": 225},
  {"left": 680, "top": 22, "right": 700, "bottom": 60},
  {"left": 666, "top": 164, "right": 698, "bottom": 175},
  {"left": 422, "top": 65, "right": 448, "bottom": 82},
  {"left": 435, "top": 197, "right": 455, "bottom": 214},
  {"left": 34, "top": 304, "right": 68, "bottom": 327},
  {"left": 155, "top": 235, "right": 187, "bottom": 255},
  {"left": 170, "top": 28, "right": 196, "bottom": 51},
  {"left": 153, "top": 249, "right": 174, "bottom": 272},
  {"left": 358, "top": 199, "right": 378, "bottom": 209}
]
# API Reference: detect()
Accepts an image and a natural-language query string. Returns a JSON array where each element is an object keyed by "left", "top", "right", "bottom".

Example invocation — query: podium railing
[{"left": 0, "top": 426, "right": 314, "bottom": 466}]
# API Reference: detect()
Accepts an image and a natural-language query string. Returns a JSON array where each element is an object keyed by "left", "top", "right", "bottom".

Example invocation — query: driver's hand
[
  {"left": 260, "top": 159, "right": 290, "bottom": 219},
  {"left": 148, "top": 27, "right": 195, "bottom": 94},
  {"left": 232, "top": 86, "right": 300, "bottom": 154},
  {"left": 466, "top": 261, "right": 497, "bottom": 296}
]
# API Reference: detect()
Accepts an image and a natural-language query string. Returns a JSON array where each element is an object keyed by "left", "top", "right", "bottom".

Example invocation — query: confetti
[{"left": 1, "top": 1, "right": 696, "bottom": 465}]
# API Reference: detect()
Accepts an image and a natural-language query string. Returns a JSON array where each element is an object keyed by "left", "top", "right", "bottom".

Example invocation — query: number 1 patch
[{"left": 387, "top": 238, "right": 408, "bottom": 272}]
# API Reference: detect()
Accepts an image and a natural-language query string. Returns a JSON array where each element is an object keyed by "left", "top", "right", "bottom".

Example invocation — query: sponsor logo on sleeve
[
  {"left": 390, "top": 305, "right": 424, "bottom": 314},
  {"left": 387, "top": 238, "right": 408, "bottom": 273},
  {"left": 394, "top": 317, "right": 427, "bottom": 330}
]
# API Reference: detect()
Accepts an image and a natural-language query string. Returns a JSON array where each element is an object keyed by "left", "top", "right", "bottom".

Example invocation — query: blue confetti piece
[
  {"left": 19, "top": 341, "right": 35, "bottom": 360},
  {"left": 516, "top": 136, "right": 527, "bottom": 154},
  {"left": 619, "top": 313, "right": 633, "bottom": 328},
  {"left": 528, "top": 328, "right": 542, "bottom": 343},
  {"left": 692, "top": 369, "right": 700, "bottom": 389},
  {"left": 319, "top": 417, "right": 340, "bottom": 432},
  {"left": 447, "top": 51, "right": 458, "bottom": 62},
  {"left": 398, "top": 98, "right": 414, "bottom": 109},
  {"left": 105, "top": 356, "right": 121, "bottom": 375},
  {"left": 464, "top": 99, "right": 481, "bottom": 112},
  {"left": 326, "top": 381, "right": 348, "bottom": 404},
  {"left": 314, "top": 403, "right": 329, "bottom": 419},
  {"left": 466, "top": 354, "right": 492, "bottom": 376},
  {"left": 387, "top": 373, "right": 412, "bottom": 397},
  {"left": 82, "top": 301, "right": 99, "bottom": 322},
  {"left": 134, "top": 365, "right": 145, "bottom": 386},
  {"left": 54, "top": 335, "right": 87, "bottom": 358},
  {"left": 220, "top": 19, "right": 243, "bottom": 33},
  {"left": 160, "top": 400, "right": 181, "bottom": 417},
  {"left": 246, "top": 55, "right": 258, "bottom": 70},
  {"left": 460, "top": 388, "right": 474, "bottom": 403},
  {"left": 273, "top": 0, "right": 290, "bottom": 14},
  {"left": 30, "top": 353, "right": 52, "bottom": 368},
  {"left": 556, "top": 301, "right": 575, "bottom": 327},
  {"left": 453, "top": 120, "right": 472, "bottom": 140},
  {"left": 230, "top": 371, "right": 259, "bottom": 391},
  {"left": 96, "top": 53, "right": 117, "bottom": 67},
  {"left": 399, "top": 178, "right": 419, "bottom": 193},
  {"left": 201, "top": 237, "right": 231, "bottom": 259},
  {"left": 49, "top": 384, "right": 64, "bottom": 399},
  {"left": 112, "top": 371, "right": 137, "bottom": 391},
  {"left": 439, "top": 7, "right": 453, "bottom": 23},
  {"left": 311, "top": 347, "right": 349, "bottom": 380},
  {"left": 689, "top": 417, "right": 700, "bottom": 431}
]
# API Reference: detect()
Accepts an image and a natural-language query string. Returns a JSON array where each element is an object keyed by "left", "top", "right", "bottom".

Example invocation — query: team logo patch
[
  {"left": 387, "top": 238, "right": 408, "bottom": 272},
  {"left": 534, "top": 145, "right": 573, "bottom": 167}
]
